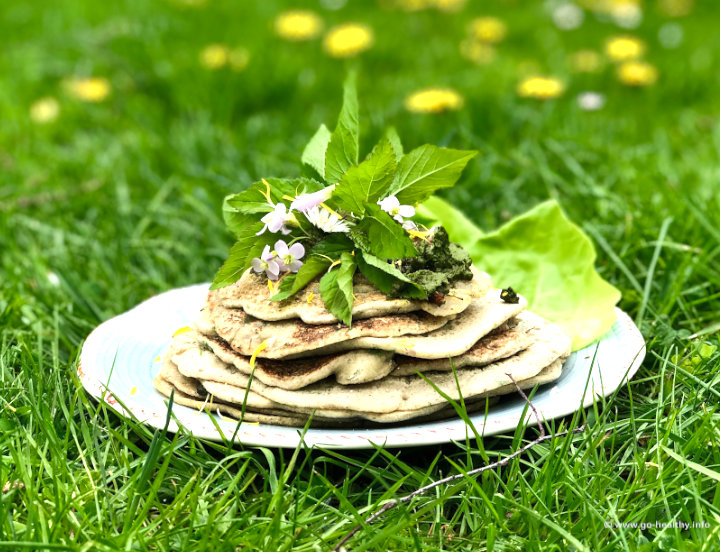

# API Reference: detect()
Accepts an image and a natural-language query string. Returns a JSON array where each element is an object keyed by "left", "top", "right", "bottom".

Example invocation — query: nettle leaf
[
  {"left": 331, "top": 138, "right": 397, "bottom": 215},
  {"left": 302, "top": 124, "right": 332, "bottom": 179},
  {"left": 324, "top": 73, "right": 359, "bottom": 185},
  {"left": 385, "top": 126, "right": 404, "bottom": 162},
  {"left": 319, "top": 252, "right": 357, "bottom": 326},
  {"left": 271, "top": 256, "right": 331, "bottom": 301},
  {"left": 211, "top": 222, "right": 275, "bottom": 289},
  {"left": 357, "top": 252, "right": 427, "bottom": 299},
  {"left": 353, "top": 203, "right": 417, "bottom": 260},
  {"left": 311, "top": 233, "right": 355, "bottom": 258},
  {"left": 387, "top": 145, "right": 477, "bottom": 206},
  {"left": 224, "top": 177, "right": 324, "bottom": 216}
]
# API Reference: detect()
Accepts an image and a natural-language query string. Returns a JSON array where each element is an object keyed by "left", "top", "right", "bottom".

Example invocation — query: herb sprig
[{"left": 214, "top": 73, "right": 477, "bottom": 325}]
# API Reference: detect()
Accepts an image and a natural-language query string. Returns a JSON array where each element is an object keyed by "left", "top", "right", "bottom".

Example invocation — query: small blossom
[
  {"left": 552, "top": 3, "right": 584, "bottom": 31},
  {"left": 200, "top": 44, "right": 229, "bottom": 69},
  {"left": 611, "top": 3, "right": 642, "bottom": 29},
  {"left": 569, "top": 50, "right": 602, "bottom": 73},
  {"left": 305, "top": 206, "right": 352, "bottom": 233},
  {"left": 257, "top": 203, "right": 293, "bottom": 235},
  {"left": 274, "top": 10, "right": 323, "bottom": 41},
  {"left": 404, "top": 88, "right": 464, "bottom": 114},
  {"left": 290, "top": 185, "right": 335, "bottom": 213},
  {"left": 617, "top": 61, "right": 658, "bottom": 86},
  {"left": 460, "top": 40, "right": 496, "bottom": 65},
  {"left": 402, "top": 220, "right": 418, "bottom": 231},
  {"left": 274, "top": 240, "right": 305, "bottom": 273},
  {"left": 65, "top": 77, "right": 111, "bottom": 102},
  {"left": 323, "top": 23, "right": 373, "bottom": 58},
  {"left": 577, "top": 92, "right": 606, "bottom": 111},
  {"left": 516, "top": 76, "right": 564, "bottom": 100},
  {"left": 30, "top": 97, "right": 60, "bottom": 124},
  {"left": 251, "top": 245, "right": 281, "bottom": 280},
  {"left": 467, "top": 17, "right": 507, "bottom": 44},
  {"left": 605, "top": 36, "right": 645, "bottom": 62},
  {"left": 228, "top": 48, "right": 250, "bottom": 72},
  {"left": 378, "top": 196, "right": 416, "bottom": 223}
]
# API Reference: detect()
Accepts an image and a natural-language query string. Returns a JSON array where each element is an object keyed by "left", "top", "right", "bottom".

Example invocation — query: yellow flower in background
[
  {"left": 659, "top": 0, "right": 694, "bottom": 17},
  {"left": 433, "top": 0, "right": 467, "bottom": 13},
  {"left": 605, "top": 36, "right": 645, "bottom": 61},
  {"left": 274, "top": 10, "right": 323, "bottom": 41},
  {"left": 395, "top": 0, "right": 432, "bottom": 11},
  {"left": 570, "top": 50, "right": 602, "bottom": 73},
  {"left": 66, "top": 77, "right": 111, "bottom": 102},
  {"left": 228, "top": 48, "right": 250, "bottom": 72},
  {"left": 405, "top": 88, "right": 464, "bottom": 114},
  {"left": 617, "top": 61, "right": 658, "bottom": 86},
  {"left": 30, "top": 97, "right": 60, "bottom": 123},
  {"left": 324, "top": 24, "right": 373, "bottom": 58},
  {"left": 517, "top": 76, "right": 565, "bottom": 100},
  {"left": 460, "top": 40, "right": 496, "bottom": 65},
  {"left": 468, "top": 17, "right": 507, "bottom": 44},
  {"left": 200, "top": 44, "right": 229, "bottom": 69}
]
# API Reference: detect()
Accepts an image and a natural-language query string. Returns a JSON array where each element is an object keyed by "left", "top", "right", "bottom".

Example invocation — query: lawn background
[{"left": 1, "top": 0, "right": 720, "bottom": 550}]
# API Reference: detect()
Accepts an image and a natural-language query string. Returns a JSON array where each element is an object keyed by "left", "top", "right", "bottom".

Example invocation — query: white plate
[{"left": 79, "top": 284, "right": 646, "bottom": 449}]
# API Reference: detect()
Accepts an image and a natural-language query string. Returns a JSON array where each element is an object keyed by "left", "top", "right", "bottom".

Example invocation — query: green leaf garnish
[
  {"left": 356, "top": 252, "right": 427, "bottom": 299},
  {"left": 385, "top": 126, "right": 404, "bottom": 162},
  {"left": 387, "top": 145, "right": 477, "bottom": 205},
  {"left": 270, "top": 256, "right": 332, "bottom": 302},
  {"left": 211, "top": 222, "right": 275, "bottom": 290},
  {"left": 352, "top": 203, "right": 417, "bottom": 260},
  {"left": 319, "top": 252, "right": 357, "bottom": 326},
  {"left": 331, "top": 138, "right": 396, "bottom": 215},
  {"left": 324, "top": 72, "right": 360, "bottom": 184},
  {"left": 301, "top": 124, "right": 332, "bottom": 179},
  {"left": 224, "top": 178, "right": 322, "bottom": 216}
]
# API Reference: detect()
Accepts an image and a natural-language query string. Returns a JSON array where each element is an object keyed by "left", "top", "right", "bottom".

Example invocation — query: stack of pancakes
[{"left": 154, "top": 268, "right": 572, "bottom": 427}]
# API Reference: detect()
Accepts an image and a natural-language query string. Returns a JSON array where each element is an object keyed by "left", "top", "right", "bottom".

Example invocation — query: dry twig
[{"left": 332, "top": 374, "right": 586, "bottom": 551}]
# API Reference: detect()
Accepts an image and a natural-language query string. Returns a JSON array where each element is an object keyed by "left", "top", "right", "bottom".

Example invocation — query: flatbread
[
  {"left": 185, "top": 321, "right": 571, "bottom": 414},
  {"left": 205, "top": 304, "right": 454, "bottom": 359},
  {"left": 309, "top": 291, "right": 528, "bottom": 359},
  {"left": 198, "top": 331, "right": 395, "bottom": 390},
  {"left": 391, "top": 311, "right": 537, "bottom": 375},
  {"left": 211, "top": 267, "right": 492, "bottom": 324}
]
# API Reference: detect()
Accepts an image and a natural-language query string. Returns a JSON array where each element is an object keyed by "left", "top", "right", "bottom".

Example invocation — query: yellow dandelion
[
  {"left": 569, "top": 50, "right": 602, "bottom": 73},
  {"left": 30, "top": 97, "right": 60, "bottom": 124},
  {"left": 460, "top": 40, "right": 496, "bottom": 65},
  {"left": 617, "top": 61, "right": 658, "bottom": 86},
  {"left": 517, "top": 76, "right": 565, "bottom": 100},
  {"left": 66, "top": 77, "right": 111, "bottom": 102},
  {"left": 228, "top": 48, "right": 250, "bottom": 72},
  {"left": 433, "top": 0, "right": 467, "bottom": 13},
  {"left": 467, "top": 17, "right": 507, "bottom": 44},
  {"left": 323, "top": 23, "right": 374, "bottom": 58},
  {"left": 605, "top": 36, "right": 645, "bottom": 61},
  {"left": 274, "top": 10, "right": 323, "bottom": 41},
  {"left": 659, "top": 0, "right": 694, "bottom": 17},
  {"left": 405, "top": 88, "right": 464, "bottom": 114},
  {"left": 200, "top": 44, "right": 229, "bottom": 69}
]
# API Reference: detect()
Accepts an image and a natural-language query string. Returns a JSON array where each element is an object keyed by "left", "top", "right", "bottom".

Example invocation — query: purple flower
[
  {"left": 378, "top": 195, "right": 415, "bottom": 224},
  {"left": 251, "top": 245, "right": 281, "bottom": 280},
  {"left": 257, "top": 203, "right": 292, "bottom": 235},
  {"left": 290, "top": 185, "right": 335, "bottom": 213},
  {"left": 274, "top": 239, "right": 305, "bottom": 273}
]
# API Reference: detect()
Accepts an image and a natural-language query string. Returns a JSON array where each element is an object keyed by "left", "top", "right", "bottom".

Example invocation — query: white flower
[
  {"left": 257, "top": 203, "right": 293, "bottom": 235},
  {"left": 304, "top": 206, "right": 352, "bottom": 233},
  {"left": 251, "top": 245, "right": 281, "bottom": 280},
  {"left": 577, "top": 91, "right": 606, "bottom": 111},
  {"left": 378, "top": 195, "right": 415, "bottom": 224},
  {"left": 402, "top": 220, "right": 418, "bottom": 231},
  {"left": 290, "top": 185, "right": 335, "bottom": 213},
  {"left": 274, "top": 239, "right": 305, "bottom": 273},
  {"left": 552, "top": 3, "right": 584, "bottom": 31}
]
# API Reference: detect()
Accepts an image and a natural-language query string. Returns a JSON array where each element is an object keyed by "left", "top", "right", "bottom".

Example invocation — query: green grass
[{"left": 2, "top": 0, "right": 720, "bottom": 550}]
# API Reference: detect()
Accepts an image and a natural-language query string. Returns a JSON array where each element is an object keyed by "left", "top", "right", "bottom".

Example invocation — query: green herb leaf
[
  {"left": 387, "top": 145, "right": 477, "bottom": 205},
  {"left": 357, "top": 252, "right": 427, "bottom": 299},
  {"left": 311, "top": 233, "right": 355, "bottom": 258},
  {"left": 331, "top": 138, "right": 396, "bottom": 215},
  {"left": 324, "top": 73, "right": 359, "bottom": 185},
  {"left": 385, "top": 126, "right": 404, "bottom": 162},
  {"left": 224, "top": 178, "right": 323, "bottom": 216},
  {"left": 319, "top": 252, "right": 357, "bottom": 326},
  {"left": 270, "top": 256, "right": 331, "bottom": 301},
  {"left": 352, "top": 203, "right": 417, "bottom": 260},
  {"left": 423, "top": 197, "right": 621, "bottom": 350},
  {"left": 301, "top": 124, "right": 332, "bottom": 179},
  {"left": 211, "top": 222, "right": 275, "bottom": 289}
]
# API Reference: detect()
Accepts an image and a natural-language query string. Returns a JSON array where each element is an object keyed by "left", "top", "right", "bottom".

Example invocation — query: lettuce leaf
[{"left": 419, "top": 198, "right": 621, "bottom": 350}]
